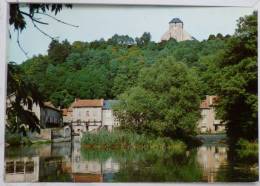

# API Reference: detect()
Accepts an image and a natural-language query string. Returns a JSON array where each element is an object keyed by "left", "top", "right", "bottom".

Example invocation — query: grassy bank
[
  {"left": 5, "top": 133, "right": 32, "bottom": 146},
  {"left": 236, "top": 139, "right": 258, "bottom": 163},
  {"left": 81, "top": 130, "right": 186, "bottom": 154}
]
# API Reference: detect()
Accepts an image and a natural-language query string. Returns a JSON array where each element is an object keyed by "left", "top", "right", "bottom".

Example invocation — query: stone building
[
  {"left": 5, "top": 156, "right": 40, "bottom": 182},
  {"left": 71, "top": 99, "right": 104, "bottom": 134},
  {"left": 6, "top": 94, "right": 62, "bottom": 129},
  {"left": 64, "top": 99, "right": 119, "bottom": 135},
  {"left": 198, "top": 96, "right": 225, "bottom": 133},
  {"left": 161, "top": 18, "right": 194, "bottom": 42},
  {"left": 102, "top": 100, "right": 119, "bottom": 131}
]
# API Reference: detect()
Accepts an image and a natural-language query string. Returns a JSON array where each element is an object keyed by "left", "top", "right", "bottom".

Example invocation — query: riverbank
[
  {"left": 81, "top": 130, "right": 186, "bottom": 154},
  {"left": 236, "top": 139, "right": 258, "bottom": 164}
]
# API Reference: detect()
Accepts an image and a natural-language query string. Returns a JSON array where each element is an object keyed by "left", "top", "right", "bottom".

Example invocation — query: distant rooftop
[
  {"left": 72, "top": 99, "right": 104, "bottom": 108},
  {"left": 103, "top": 100, "right": 119, "bottom": 110},
  {"left": 169, "top": 18, "right": 183, "bottom": 24}
]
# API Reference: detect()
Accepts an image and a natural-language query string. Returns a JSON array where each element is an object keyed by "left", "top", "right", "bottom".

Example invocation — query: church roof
[{"left": 169, "top": 18, "right": 183, "bottom": 24}]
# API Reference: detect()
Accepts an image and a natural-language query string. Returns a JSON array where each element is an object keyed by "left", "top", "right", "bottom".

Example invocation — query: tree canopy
[{"left": 8, "top": 11, "right": 257, "bottom": 144}]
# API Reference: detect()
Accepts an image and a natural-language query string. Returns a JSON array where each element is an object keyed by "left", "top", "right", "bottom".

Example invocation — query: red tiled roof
[
  {"left": 73, "top": 173, "right": 103, "bottom": 182},
  {"left": 72, "top": 99, "right": 104, "bottom": 108},
  {"left": 200, "top": 100, "right": 209, "bottom": 109},
  {"left": 210, "top": 96, "right": 219, "bottom": 106},
  {"left": 62, "top": 108, "right": 68, "bottom": 116},
  {"left": 200, "top": 95, "right": 219, "bottom": 109}
]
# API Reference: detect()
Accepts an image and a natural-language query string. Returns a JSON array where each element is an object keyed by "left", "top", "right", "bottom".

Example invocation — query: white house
[
  {"left": 6, "top": 94, "right": 62, "bottom": 129},
  {"left": 198, "top": 96, "right": 225, "bottom": 133},
  {"left": 71, "top": 99, "right": 104, "bottom": 134},
  {"left": 66, "top": 99, "right": 119, "bottom": 135},
  {"left": 102, "top": 100, "right": 119, "bottom": 131},
  {"left": 5, "top": 156, "right": 40, "bottom": 182}
]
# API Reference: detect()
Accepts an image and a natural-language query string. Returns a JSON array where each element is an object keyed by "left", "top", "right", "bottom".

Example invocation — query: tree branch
[
  {"left": 35, "top": 12, "right": 79, "bottom": 28},
  {"left": 30, "top": 18, "right": 58, "bottom": 40},
  {"left": 20, "top": 11, "right": 49, "bottom": 25},
  {"left": 16, "top": 31, "right": 29, "bottom": 58}
]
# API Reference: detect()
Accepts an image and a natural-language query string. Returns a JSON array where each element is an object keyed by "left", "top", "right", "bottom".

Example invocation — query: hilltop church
[{"left": 161, "top": 18, "right": 194, "bottom": 42}]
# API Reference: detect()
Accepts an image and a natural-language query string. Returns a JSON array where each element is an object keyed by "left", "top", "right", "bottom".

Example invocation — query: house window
[
  {"left": 16, "top": 161, "right": 25, "bottom": 173},
  {"left": 86, "top": 111, "right": 89, "bottom": 117},
  {"left": 6, "top": 162, "right": 14, "bottom": 174},
  {"left": 25, "top": 161, "right": 34, "bottom": 173}
]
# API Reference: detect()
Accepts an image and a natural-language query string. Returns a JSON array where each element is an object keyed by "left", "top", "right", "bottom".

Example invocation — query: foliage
[
  {"left": 212, "top": 11, "right": 258, "bottom": 143},
  {"left": 13, "top": 12, "right": 257, "bottom": 144},
  {"left": 5, "top": 132, "right": 32, "bottom": 146},
  {"left": 81, "top": 129, "right": 186, "bottom": 153},
  {"left": 9, "top": 3, "right": 72, "bottom": 32},
  {"left": 6, "top": 62, "right": 44, "bottom": 135},
  {"left": 113, "top": 59, "right": 201, "bottom": 139},
  {"left": 236, "top": 139, "right": 258, "bottom": 163}
]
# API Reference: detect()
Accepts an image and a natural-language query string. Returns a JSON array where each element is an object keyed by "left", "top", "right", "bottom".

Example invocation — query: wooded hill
[{"left": 13, "top": 11, "right": 257, "bottom": 142}]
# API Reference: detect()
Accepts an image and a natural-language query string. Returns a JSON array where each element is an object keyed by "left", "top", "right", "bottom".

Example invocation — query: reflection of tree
[
  {"left": 81, "top": 148, "right": 203, "bottom": 182},
  {"left": 216, "top": 146, "right": 258, "bottom": 182},
  {"left": 114, "top": 150, "right": 202, "bottom": 182}
]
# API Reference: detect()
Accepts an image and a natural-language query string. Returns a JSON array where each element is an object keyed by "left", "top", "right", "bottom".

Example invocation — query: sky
[{"left": 8, "top": 5, "right": 255, "bottom": 64}]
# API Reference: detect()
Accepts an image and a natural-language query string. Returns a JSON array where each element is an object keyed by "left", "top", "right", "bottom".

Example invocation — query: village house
[
  {"left": 5, "top": 156, "right": 40, "bottom": 182},
  {"left": 63, "top": 99, "right": 119, "bottom": 135},
  {"left": 6, "top": 94, "right": 71, "bottom": 142},
  {"left": 161, "top": 18, "right": 194, "bottom": 42},
  {"left": 6, "top": 94, "right": 62, "bottom": 129},
  {"left": 102, "top": 100, "right": 119, "bottom": 131},
  {"left": 71, "top": 99, "right": 104, "bottom": 134},
  {"left": 198, "top": 96, "right": 225, "bottom": 133}
]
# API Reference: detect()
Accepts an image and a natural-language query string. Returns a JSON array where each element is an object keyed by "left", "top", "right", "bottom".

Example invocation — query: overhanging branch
[{"left": 35, "top": 12, "right": 79, "bottom": 28}]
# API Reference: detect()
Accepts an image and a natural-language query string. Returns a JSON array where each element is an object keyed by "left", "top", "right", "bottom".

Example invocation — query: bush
[
  {"left": 81, "top": 129, "right": 186, "bottom": 154},
  {"left": 6, "top": 134, "right": 21, "bottom": 146},
  {"left": 6, "top": 133, "right": 32, "bottom": 146},
  {"left": 236, "top": 139, "right": 258, "bottom": 163}
]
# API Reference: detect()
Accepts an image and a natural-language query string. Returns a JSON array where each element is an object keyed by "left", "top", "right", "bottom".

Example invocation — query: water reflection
[
  {"left": 197, "top": 145, "right": 228, "bottom": 182},
  {"left": 4, "top": 136, "right": 257, "bottom": 182}
]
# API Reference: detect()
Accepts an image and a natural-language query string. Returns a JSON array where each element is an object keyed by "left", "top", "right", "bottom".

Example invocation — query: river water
[{"left": 4, "top": 134, "right": 258, "bottom": 182}]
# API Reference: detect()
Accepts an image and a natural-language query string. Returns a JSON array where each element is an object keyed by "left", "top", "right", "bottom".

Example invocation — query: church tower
[{"left": 161, "top": 18, "right": 194, "bottom": 42}]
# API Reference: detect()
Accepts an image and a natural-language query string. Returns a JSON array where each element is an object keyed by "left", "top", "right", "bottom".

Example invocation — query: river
[{"left": 4, "top": 134, "right": 258, "bottom": 182}]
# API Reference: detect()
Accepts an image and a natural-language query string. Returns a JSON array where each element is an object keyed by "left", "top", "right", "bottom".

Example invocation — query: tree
[
  {"left": 214, "top": 11, "right": 257, "bottom": 143},
  {"left": 9, "top": 3, "right": 76, "bottom": 57},
  {"left": 113, "top": 58, "right": 201, "bottom": 139},
  {"left": 6, "top": 62, "right": 44, "bottom": 135},
  {"left": 48, "top": 39, "right": 72, "bottom": 65},
  {"left": 10, "top": 4, "right": 73, "bottom": 32},
  {"left": 135, "top": 32, "right": 151, "bottom": 47}
]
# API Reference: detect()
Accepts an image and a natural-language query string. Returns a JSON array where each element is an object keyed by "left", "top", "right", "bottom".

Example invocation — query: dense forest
[{"left": 9, "top": 11, "right": 257, "bottom": 144}]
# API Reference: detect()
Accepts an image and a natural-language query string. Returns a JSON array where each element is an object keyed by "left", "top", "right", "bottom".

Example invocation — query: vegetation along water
[{"left": 5, "top": 7, "right": 258, "bottom": 182}]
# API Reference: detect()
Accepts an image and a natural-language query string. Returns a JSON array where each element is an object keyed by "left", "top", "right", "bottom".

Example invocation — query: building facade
[
  {"left": 161, "top": 18, "right": 194, "bottom": 42},
  {"left": 6, "top": 94, "right": 62, "bottom": 129},
  {"left": 102, "top": 100, "right": 119, "bottom": 131},
  {"left": 198, "top": 96, "right": 225, "bottom": 133},
  {"left": 64, "top": 99, "right": 119, "bottom": 135},
  {"left": 71, "top": 99, "right": 104, "bottom": 134}
]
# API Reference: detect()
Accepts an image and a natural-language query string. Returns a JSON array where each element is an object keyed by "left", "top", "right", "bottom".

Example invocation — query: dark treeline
[{"left": 12, "top": 12, "right": 257, "bottom": 143}]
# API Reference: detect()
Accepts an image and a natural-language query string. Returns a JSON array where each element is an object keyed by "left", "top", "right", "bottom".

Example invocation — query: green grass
[
  {"left": 236, "top": 139, "right": 258, "bottom": 163},
  {"left": 81, "top": 129, "right": 186, "bottom": 153},
  {"left": 5, "top": 133, "right": 32, "bottom": 146}
]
